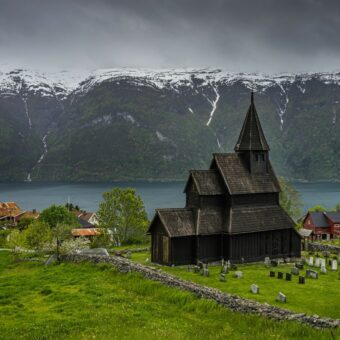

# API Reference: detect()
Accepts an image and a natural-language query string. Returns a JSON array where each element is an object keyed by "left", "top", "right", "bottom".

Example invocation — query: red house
[{"left": 302, "top": 211, "right": 340, "bottom": 240}]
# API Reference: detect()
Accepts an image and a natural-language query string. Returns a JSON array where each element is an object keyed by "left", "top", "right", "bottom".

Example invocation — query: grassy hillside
[{"left": 0, "top": 251, "right": 338, "bottom": 339}]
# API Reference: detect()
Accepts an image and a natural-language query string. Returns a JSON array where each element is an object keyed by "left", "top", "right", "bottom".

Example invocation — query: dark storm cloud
[{"left": 1, "top": 0, "right": 340, "bottom": 72}]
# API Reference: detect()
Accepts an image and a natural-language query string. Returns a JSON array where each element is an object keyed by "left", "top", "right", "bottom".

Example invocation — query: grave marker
[
  {"left": 277, "top": 272, "right": 283, "bottom": 279},
  {"left": 276, "top": 292, "right": 286, "bottom": 303},
  {"left": 291, "top": 267, "right": 299, "bottom": 275},
  {"left": 234, "top": 271, "right": 243, "bottom": 279},
  {"left": 285, "top": 273, "right": 292, "bottom": 281},
  {"left": 332, "top": 259, "right": 338, "bottom": 271},
  {"left": 299, "top": 276, "right": 305, "bottom": 284},
  {"left": 250, "top": 284, "right": 259, "bottom": 294},
  {"left": 308, "top": 256, "right": 314, "bottom": 266},
  {"left": 269, "top": 271, "right": 275, "bottom": 277}
]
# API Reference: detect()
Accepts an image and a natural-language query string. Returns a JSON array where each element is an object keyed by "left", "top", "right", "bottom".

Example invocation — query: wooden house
[
  {"left": 148, "top": 92, "right": 301, "bottom": 265},
  {"left": 302, "top": 211, "right": 340, "bottom": 240}
]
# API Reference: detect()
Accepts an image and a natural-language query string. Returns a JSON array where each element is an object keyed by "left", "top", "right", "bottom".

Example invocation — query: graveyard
[{"left": 131, "top": 251, "right": 340, "bottom": 319}]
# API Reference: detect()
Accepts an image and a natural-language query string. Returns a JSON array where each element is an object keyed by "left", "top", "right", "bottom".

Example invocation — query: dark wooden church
[{"left": 148, "top": 92, "right": 301, "bottom": 265}]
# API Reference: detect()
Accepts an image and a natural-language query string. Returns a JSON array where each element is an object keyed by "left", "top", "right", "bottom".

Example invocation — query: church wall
[
  {"left": 231, "top": 193, "right": 279, "bottom": 207},
  {"left": 171, "top": 237, "right": 196, "bottom": 265},
  {"left": 197, "top": 235, "right": 222, "bottom": 262}
]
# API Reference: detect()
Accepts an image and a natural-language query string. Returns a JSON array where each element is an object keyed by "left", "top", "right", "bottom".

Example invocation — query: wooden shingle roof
[
  {"left": 155, "top": 208, "right": 195, "bottom": 237},
  {"left": 227, "top": 206, "right": 295, "bottom": 234},
  {"left": 184, "top": 170, "right": 225, "bottom": 195},
  {"left": 197, "top": 209, "right": 224, "bottom": 235},
  {"left": 212, "top": 153, "right": 281, "bottom": 195},
  {"left": 234, "top": 92, "right": 270, "bottom": 152}
]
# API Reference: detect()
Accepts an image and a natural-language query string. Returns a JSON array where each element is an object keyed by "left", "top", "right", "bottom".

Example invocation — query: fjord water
[{"left": 0, "top": 181, "right": 339, "bottom": 218}]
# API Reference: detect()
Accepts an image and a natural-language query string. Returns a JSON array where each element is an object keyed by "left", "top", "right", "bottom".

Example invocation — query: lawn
[
  {"left": 131, "top": 252, "right": 340, "bottom": 319},
  {"left": 0, "top": 251, "right": 339, "bottom": 339}
]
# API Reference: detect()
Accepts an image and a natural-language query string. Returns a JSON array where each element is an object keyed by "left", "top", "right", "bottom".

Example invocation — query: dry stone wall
[
  {"left": 61, "top": 254, "right": 340, "bottom": 329},
  {"left": 308, "top": 243, "right": 340, "bottom": 254}
]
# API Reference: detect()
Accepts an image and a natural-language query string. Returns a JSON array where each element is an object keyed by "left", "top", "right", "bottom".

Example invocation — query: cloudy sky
[{"left": 0, "top": 0, "right": 339, "bottom": 73}]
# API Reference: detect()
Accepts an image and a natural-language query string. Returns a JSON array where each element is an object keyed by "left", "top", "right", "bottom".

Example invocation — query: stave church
[{"left": 147, "top": 92, "right": 301, "bottom": 265}]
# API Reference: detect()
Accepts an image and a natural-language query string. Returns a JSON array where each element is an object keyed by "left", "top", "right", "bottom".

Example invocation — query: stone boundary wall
[
  {"left": 308, "top": 243, "right": 340, "bottom": 254},
  {"left": 61, "top": 254, "right": 339, "bottom": 329}
]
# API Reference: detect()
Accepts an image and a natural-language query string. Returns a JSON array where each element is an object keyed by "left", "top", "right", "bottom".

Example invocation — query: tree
[
  {"left": 308, "top": 205, "right": 327, "bottom": 212},
  {"left": 7, "top": 230, "right": 26, "bottom": 254},
  {"left": 278, "top": 177, "right": 303, "bottom": 221},
  {"left": 24, "top": 221, "right": 52, "bottom": 253},
  {"left": 52, "top": 223, "right": 73, "bottom": 260},
  {"left": 39, "top": 205, "right": 79, "bottom": 229},
  {"left": 17, "top": 217, "right": 35, "bottom": 231},
  {"left": 97, "top": 188, "right": 149, "bottom": 245}
]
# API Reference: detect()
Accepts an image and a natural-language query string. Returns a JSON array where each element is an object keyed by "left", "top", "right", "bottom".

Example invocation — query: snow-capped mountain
[{"left": 0, "top": 67, "right": 339, "bottom": 182}]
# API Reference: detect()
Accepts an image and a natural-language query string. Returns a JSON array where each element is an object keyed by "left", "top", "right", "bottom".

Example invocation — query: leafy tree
[
  {"left": 52, "top": 223, "right": 74, "bottom": 260},
  {"left": 308, "top": 205, "right": 327, "bottom": 212},
  {"left": 97, "top": 188, "right": 149, "bottom": 245},
  {"left": 39, "top": 205, "right": 79, "bottom": 229},
  {"left": 17, "top": 217, "right": 35, "bottom": 231},
  {"left": 24, "top": 221, "right": 52, "bottom": 253},
  {"left": 279, "top": 177, "right": 303, "bottom": 221},
  {"left": 7, "top": 230, "right": 26, "bottom": 255},
  {"left": 90, "top": 229, "right": 112, "bottom": 249}
]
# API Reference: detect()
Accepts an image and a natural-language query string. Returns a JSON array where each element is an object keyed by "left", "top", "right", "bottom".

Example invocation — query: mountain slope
[{"left": 0, "top": 68, "right": 339, "bottom": 182}]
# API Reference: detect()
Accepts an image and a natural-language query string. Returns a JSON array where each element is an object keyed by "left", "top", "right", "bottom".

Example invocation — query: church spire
[{"left": 234, "top": 91, "right": 270, "bottom": 152}]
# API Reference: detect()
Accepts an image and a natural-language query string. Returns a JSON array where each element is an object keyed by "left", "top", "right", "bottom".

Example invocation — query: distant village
[{"left": 0, "top": 201, "right": 101, "bottom": 239}]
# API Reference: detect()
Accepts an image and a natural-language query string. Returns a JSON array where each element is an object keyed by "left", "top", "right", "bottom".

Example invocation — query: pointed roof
[{"left": 234, "top": 91, "right": 270, "bottom": 152}]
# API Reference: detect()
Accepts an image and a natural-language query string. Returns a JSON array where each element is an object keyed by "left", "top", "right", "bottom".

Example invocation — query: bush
[{"left": 0, "top": 230, "right": 10, "bottom": 247}]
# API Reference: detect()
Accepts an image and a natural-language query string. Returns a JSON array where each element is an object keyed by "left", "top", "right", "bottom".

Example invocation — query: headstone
[
  {"left": 234, "top": 271, "right": 243, "bottom": 279},
  {"left": 332, "top": 259, "right": 338, "bottom": 271},
  {"left": 269, "top": 271, "right": 275, "bottom": 277},
  {"left": 227, "top": 260, "right": 231, "bottom": 268},
  {"left": 271, "top": 260, "right": 278, "bottom": 267},
  {"left": 295, "top": 263, "right": 304, "bottom": 270},
  {"left": 79, "top": 248, "right": 109, "bottom": 256},
  {"left": 187, "top": 265, "right": 193, "bottom": 272},
  {"left": 308, "top": 256, "right": 314, "bottom": 266},
  {"left": 221, "top": 264, "right": 228, "bottom": 274},
  {"left": 230, "top": 264, "right": 238, "bottom": 271},
  {"left": 197, "top": 261, "right": 204, "bottom": 269},
  {"left": 285, "top": 273, "right": 292, "bottom": 281},
  {"left": 301, "top": 256, "right": 307, "bottom": 264},
  {"left": 320, "top": 265, "right": 327, "bottom": 274},
  {"left": 276, "top": 292, "right": 286, "bottom": 303},
  {"left": 315, "top": 257, "right": 321, "bottom": 268},
  {"left": 203, "top": 268, "right": 209, "bottom": 277},
  {"left": 264, "top": 257, "right": 271, "bottom": 267},
  {"left": 299, "top": 276, "right": 305, "bottom": 284},
  {"left": 320, "top": 259, "right": 326, "bottom": 268},
  {"left": 44, "top": 254, "right": 58, "bottom": 266},
  {"left": 250, "top": 284, "right": 259, "bottom": 294},
  {"left": 306, "top": 269, "right": 318, "bottom": 279},
  {"left": 220, "top": 273, "right": 226, "bottom": 282},
  {"left": 291, "top": 267, "right": 299, "bottom": 275},
  {"left": 277, "top": 272, "right": 283, "bottom": 279}
]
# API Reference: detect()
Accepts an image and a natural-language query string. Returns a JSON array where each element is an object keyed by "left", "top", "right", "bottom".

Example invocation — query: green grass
[
  {"left": 0, "top": 252, "right": 339, "bottom": 339},
  {"left": 132, "top": 252, "right": 340, "bottom": 319}
]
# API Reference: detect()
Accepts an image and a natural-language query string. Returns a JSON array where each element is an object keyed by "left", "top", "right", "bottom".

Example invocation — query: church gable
[{"left": 211, "top": 153, "right": 281, "bottom": 195}]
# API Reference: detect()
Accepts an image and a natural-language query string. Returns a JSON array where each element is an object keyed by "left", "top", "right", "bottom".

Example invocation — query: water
[{"left": 0, "top": 181, "right": 339, "bottom": 218}]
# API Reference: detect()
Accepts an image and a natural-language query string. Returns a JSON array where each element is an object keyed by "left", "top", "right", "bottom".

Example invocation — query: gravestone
[
  {"left": 332, "top": 259, "right": 338, "bottom": 271},
  {"left": 320, "top": 265, "right": 327, "bottom": 274},
  {"left": 79, "top": 248, "right": 109, "bottom": 256},
  {"left": 230, "top": 264, "right": 238, "bottom": 271},
  {"left": 269, "top": 271, "right": 275, "bottom": 277},
  {"left": 187, "top": 265, "right": 193, "bottom": 272},
  {"left": 276, "top": 292, "right": 286, "bottom": 303},
  {"left": 203, "top": 268, "right": 209, "bottom": 277},
  {"left": 221, "top": 264, "right": 228, "bottom": 274},
  {"left": 220, "top": 273, "right": 226, "bottom": 282},
  {"left": 197, "top": 261, "right": 204, "bottom": 269},
  {"left": 291, "top": 267, "right": 299, "bottom": 275},
  {"left": 315, "top": 257, "right": 321, "bottom": 267},
  {"left": 250, "top": 284, "right": 259, "bottom": 294},
  {"left": 301, "top": 256, "right": 307, "bottom": 264},
  {"left": 264, "top": 257, "right": 271, "bottom": 267},
  {"left": 277, "top": 272, "right": 283, "bottom": 279},
  {"left": 306, "top": 269, "right": 318, "bottom": 279},
  {"left": 308, "top": 256, "right": 314, "bottom": 266},
  {"left": 320, "top": 259, "right": 326, "bottom": 268},
  {"left": 271, "top": 260, "right": 278, "bottom": 267},
  {"left": 234, "top": 271, "right": 243, "bottom": 279},
  {"left": 295, "top": 263, "right": 304, "bottom": 270},
  {"left": 299, "top": 276, "right": 305, "bottom": 284},
  {"left": 285, "top": 273, "right": 292, "bottom": 281}
]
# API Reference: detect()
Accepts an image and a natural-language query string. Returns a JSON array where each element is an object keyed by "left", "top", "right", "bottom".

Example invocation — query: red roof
[{"left": 72, "top": 228, "right": 101, "bottom": 236}]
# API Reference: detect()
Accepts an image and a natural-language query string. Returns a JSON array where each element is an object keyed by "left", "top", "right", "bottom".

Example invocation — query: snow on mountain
[{"left": 2, "top": 66, "right": 340, "bottom": 99}]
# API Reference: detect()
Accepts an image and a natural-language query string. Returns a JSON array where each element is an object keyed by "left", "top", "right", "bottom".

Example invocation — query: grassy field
[
  {"left": 0, "top": 252, "right": 339, "bottom": 339},
  {"left": 131, "top": 252, "right": 340, "bottom": 319}
]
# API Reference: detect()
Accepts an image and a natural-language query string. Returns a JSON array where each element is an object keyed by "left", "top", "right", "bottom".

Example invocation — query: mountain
[{"left": 0, "top": 67, "right": 339, "bottom": 182}]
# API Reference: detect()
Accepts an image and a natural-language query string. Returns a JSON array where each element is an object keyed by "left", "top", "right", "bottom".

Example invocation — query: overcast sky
[{"left": 1, "top": 0, "right": 340, "bottom": 73}]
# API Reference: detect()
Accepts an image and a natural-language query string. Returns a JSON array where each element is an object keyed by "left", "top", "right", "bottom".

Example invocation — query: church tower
[{"left": 234, "top": 92, "right": 269, "bottom": 174}]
